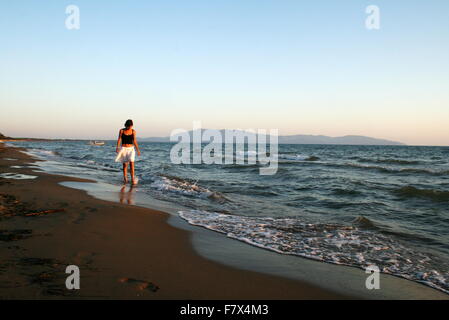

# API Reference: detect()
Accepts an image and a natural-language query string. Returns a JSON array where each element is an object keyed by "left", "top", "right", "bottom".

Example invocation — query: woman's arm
[
  {"left": 116, "top": 129, "right": 122, "bottom": 153},
  {"left": 133, "top": 130, "right": 141, "bottom": 156}
]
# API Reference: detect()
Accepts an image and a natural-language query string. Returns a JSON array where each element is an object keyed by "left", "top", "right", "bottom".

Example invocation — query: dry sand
[{"left": 0, "top": 143, "right": 348, "bottom": 299}]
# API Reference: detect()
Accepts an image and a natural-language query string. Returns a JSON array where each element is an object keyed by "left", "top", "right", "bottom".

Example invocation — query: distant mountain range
[{"left": 140, "top": 130, "right": 405, "bottom": 145}]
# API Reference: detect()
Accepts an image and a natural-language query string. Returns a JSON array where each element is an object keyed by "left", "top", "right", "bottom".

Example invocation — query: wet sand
[{"left": 0, "top": 143, "right": 348, "bottom": 299}]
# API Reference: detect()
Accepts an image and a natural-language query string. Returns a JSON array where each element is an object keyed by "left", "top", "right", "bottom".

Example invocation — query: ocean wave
[
  {"left": 278, "top": 154, "right": 307, "bottom": 161},
  {"left": 276, "top": 159, "right": 447, "bottom": 176},
  {"left": 356, "top": 158, "right": 420, "bottom": 165},
  {"left": 77, "top": 162, "right": 119, "bottom": 173},
  {"left": 179, "top": 210, "right": 449, "bottom": 294},
  {"left": 81, "top": 154, "right": 94, "bottom": 160},
  {"left": 151, "top": 175, "right": 228, "bottom": 203},
  {"left": 222, "top": 163, "right": 262, "bottom": 169},
  {"left": 26, "top": 148, "right": 61, "bottom": 158},
  {"left": 278, "top": 154, "right": 320, "bottom": 161},
  {"left": 236, "top": 151, "right": 268, "bottom": 157},
  {"left": 320, "top": 162, "right": 449, "bottom": 176},
  {"left": 331, "top": 188, "right": 362, "bottom": 197},
  {"left": 398, "top": 168, "right": 449, "bottom": 175},
  {"left": 393, "top": 186, "right": 449, "bottom": 202}
]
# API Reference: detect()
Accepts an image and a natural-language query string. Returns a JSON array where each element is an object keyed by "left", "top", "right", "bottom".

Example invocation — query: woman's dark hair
[{"left": 124, "top": 119, "right": 133, "bottom": 128}]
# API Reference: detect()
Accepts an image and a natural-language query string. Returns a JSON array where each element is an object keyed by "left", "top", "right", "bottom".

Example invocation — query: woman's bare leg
[
  {"left": 130, "top": 162, "right": 135, "bottom": 184},
  {"left": 123, "top": 163, "right": 128, "bottom": 184}
]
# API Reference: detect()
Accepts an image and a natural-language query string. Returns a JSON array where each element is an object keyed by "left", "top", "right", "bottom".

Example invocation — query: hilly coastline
[{"left": 140, "top": 130, "right": 404, "bottom": 146}]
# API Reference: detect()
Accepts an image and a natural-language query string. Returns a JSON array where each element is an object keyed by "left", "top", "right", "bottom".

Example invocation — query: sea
[{"left": 7, "top": 140, "right": 449, "bottom": 294}]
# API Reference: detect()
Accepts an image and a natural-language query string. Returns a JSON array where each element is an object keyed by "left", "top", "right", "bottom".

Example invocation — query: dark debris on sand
[
  {"left": 0, "top": 257, "right": 77, "bottom": 297},
  {"left": 0, "top": 192, "right": 65, "bottom": 219},
  {"left": 0, "top": 192, "right": 76, "bottom": 297},
  {"left": 0, "top": 229, "right": 32, "bottom": 242},
  {"left": 18, "top": 257, "right": 78, "bottom": 297},
  {"left": 118, "top": 277, "right": 160, "bottom": 293}
]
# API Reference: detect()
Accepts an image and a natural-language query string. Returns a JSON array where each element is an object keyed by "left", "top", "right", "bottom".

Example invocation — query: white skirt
[{"left": 115, "top": 146, "right": 136, "bottom": 163}]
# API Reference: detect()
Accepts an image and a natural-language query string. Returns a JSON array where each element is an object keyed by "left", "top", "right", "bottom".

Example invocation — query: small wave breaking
[
  {"left": 278, "top": 154, "right": 320, "bottom": 161},
  {"left": 179, "top": 210, "right": 449, "bottom": 294},
  {"left": 393, "top": 186, "right": 449, "bottom": 202},
  {"left": 324, "top": 162, "right": 449, "bottom": 176},
  {"left": 151, "top": 175, "right": 228, "bottom": 203},
  {"left": 356, "top": 158, "right": 420, "bottom": 165}
]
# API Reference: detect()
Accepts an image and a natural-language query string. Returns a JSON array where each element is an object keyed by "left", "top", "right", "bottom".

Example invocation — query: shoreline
[
  {"left": 0, "top": 143, "right": 347, "bottom": 299},
  {"left": 62, "top": 179, "right": 449, "bottom": 300},
  {"left": 1, "top": 142, "right": 448, "bottom": 299}
]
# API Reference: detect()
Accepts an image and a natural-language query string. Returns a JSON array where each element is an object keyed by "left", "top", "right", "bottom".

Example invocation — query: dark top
[{"left": 121, "top": 130, "right": 134, "bottom": 145}]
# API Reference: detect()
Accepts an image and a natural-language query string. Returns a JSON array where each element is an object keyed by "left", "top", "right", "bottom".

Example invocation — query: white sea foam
[
  {"left": 236, "top": 151, "right": 266, "bottom": 156},
  {"left": 150, "top": 175, "right": 228, "bottom": 203},
  {"left": 22, "top": 148, "right": 59, "bottom": 160},
  {"left": 179, "top": 209, "right": 449, "bottom": 294},
  {"left": 278, "top": 154, "right": 308, "bottom": 161},
  {"left": 0, "top": 173, "right": 37, "bottom": 180}
]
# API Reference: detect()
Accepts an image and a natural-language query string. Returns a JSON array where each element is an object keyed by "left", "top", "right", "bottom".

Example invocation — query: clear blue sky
[{"left": 1, "top": 1, "right": 448, "bottom": 145}]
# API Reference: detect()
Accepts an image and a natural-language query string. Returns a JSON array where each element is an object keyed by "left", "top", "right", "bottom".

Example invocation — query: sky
[{"left": 0, "top": 1, "right": 448, "bottom": 145}]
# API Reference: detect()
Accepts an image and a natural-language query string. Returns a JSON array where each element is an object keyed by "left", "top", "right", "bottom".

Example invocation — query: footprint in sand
[{"left": 118, "top": 277, "right": 159, "bottom": 292}]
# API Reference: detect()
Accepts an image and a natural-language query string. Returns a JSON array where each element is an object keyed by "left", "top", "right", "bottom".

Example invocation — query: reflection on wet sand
[{"left": 119, "top": 185, "right": 135, "bottom": 205}]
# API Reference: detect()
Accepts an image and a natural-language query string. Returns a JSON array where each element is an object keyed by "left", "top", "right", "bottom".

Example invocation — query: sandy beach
[
  {"left": 0, "top": 143, "right": 350, "bottom": 299},
  {"left": 2, "top": 1, "right": 448, "bottom": 306}
]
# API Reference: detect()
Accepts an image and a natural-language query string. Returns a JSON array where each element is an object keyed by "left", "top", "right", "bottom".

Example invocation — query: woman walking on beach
[{"left": 115, "top": 119, "right": 141, "bottom": 184}]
